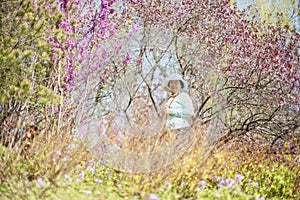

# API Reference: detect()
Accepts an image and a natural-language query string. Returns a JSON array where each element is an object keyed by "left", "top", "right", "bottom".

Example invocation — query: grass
[{"left": 0, "top": 124, "right": 299, "bottom": 200}]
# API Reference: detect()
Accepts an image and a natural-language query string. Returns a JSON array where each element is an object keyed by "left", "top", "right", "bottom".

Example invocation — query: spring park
[{"left": 1, "top": 0, "right": 300, "bottom": 199}]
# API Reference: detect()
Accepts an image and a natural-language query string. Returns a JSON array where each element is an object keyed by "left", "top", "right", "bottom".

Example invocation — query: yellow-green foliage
[
  {"left": 37, "top": 85, "right": 61, "bottom": 105},
  {"left": 0, "top": 133, "right": 91, "bottom": 200},
  {"left": 1, "top": 129, "right": 299, "bottom": 200},
  {"left": 0, "top": 0, "right": 64, "bottom": 105}
]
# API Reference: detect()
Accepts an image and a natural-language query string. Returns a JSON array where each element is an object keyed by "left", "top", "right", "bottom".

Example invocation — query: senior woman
[{"left": 161, "top": 73, "right": 194, "bottom": 140}]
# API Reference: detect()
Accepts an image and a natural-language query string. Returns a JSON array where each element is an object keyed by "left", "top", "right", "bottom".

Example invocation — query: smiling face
[{"left": 168, "top": 80, "right": 182, "bottom": 94}]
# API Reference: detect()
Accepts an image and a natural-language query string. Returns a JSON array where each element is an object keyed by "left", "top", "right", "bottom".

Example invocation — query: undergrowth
[{"left": 0, "top": 129, "right": 299, "bottom": 200}]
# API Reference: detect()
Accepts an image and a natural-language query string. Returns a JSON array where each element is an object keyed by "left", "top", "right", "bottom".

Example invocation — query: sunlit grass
[{"left": 1, "top": 122, "right": 299, "bottom": 200}]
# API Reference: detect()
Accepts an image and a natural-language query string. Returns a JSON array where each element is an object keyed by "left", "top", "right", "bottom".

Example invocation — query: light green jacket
[{"left": 166, "top": 92, "right": 194, "bottom": 130}]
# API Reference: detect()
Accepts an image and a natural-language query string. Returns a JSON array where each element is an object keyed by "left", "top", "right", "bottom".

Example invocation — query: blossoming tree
[
  {"left": 0, "top": 0, "right": 120, "bottom": 145},
  {"left": 92, "top": 0, "right": 300, "bottom": 152}
]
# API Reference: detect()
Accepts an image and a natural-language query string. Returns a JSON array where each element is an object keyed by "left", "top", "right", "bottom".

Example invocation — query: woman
[{"left": 161, "top": 73, "right": 194, "bottom": 140}]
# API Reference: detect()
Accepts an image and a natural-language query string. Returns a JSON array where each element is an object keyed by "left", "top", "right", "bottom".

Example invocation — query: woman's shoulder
[
  {"left": 177, "top": 92, "right": 192, "bottom": 100},
  {"left": 178, "top": 91, "right": 190, "bottom": 97}
]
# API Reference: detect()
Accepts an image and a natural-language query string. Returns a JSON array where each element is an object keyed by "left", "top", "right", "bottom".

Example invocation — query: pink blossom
[{"left": 122, "top": 52, "right": 132, "bottom": 65}]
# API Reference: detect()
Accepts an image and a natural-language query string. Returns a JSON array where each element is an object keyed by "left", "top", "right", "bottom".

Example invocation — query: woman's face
[{"left": 169, "top": 80, "right": 182, "bottom": 94}]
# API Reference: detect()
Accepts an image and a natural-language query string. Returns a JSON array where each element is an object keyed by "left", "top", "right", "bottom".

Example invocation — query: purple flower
[
  {"left": 87, "top": 166, "right": 95, "bottom": 174},
  {"left": 218, "top": 178, "right": 235, "bottom": 189},
  {"left": 65, "top": 85, "right": 74, "bottom": 91},
  {"left": 80, "top": 170, "right": 85, "bottom": 178},
  {"left": 236, "top": 173, "right": 244, "bottom": 183},
  {"left": 60, "top": 21, "right": 69, "bottom": 31},
  {"left": 122, "top": 52, "right": 132, "bottom": 65},
  {"left": 137, "top": 57, "right": 142, "bottom": 64},
  {"left": 95, "top": 178, "right": 103, "bottom": 183},
  {"left": 64, "top": 174, "right": 71, "bottom": 181},
  {"left": 88, "top": 160, "right": 95, "bottom": 166},
  {"left": 226, "top": 178, "right": 235, "bottom": 189},
  {"left": 115, "top": 44, "right": 122, "bottom": 54},
  {"left": 68, "top": 39, "right": 76, "bottom": 48},
  {"left": 101, "top": 0, "right": 108, "bottom": 8},
  {"left": 85, "top": 190, "right": 92, "bottom": 195},
  {"left": 199, "top": 180, "right": 206, "bottom": 188},
  {"left": 165, "top": 180, "right": 172, "bottom": 187},
  {"left": 145, "top": 193, "right": 159, "bottom": 200},
  {"left": 102, "top": 49, "right": 108, "bottom": 59},
  {"left": 218, "top": 179, "right": 226, "bottom": 189},
  {"left": 36, "top": 178, "right": 46, "bottom": 188}
]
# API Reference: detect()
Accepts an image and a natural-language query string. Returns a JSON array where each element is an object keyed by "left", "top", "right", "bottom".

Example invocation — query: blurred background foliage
[{"left": 0, "top": 0, "right": 300, "bottom": 199}]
